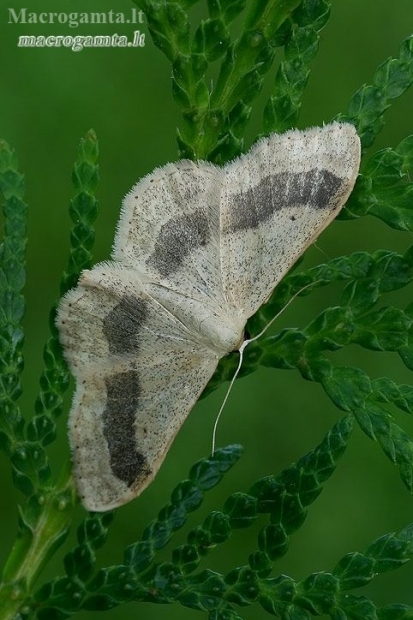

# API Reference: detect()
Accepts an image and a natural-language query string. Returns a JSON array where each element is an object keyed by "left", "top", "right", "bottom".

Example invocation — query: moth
[{"left": 57, "top": 122, "right": 361, "bottom": 511}]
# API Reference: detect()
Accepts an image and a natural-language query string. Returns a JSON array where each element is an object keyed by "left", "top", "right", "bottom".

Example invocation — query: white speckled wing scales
[
  {"left": 113, "top": 159, "right": 226, "bottom": 311},
  {"left": 57, "top": 264, "right": 219, "bottom": 511},
  {"left": 57, "top": 122, "right": 361, "bottom": 511},
  {"left": 220, "top": 122, "right": 361, "bottom": 319}
]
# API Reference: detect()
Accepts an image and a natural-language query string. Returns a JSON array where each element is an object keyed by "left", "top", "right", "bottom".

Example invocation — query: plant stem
[{"left": 0, "top": 464, "right": 76, "bottom": 620}]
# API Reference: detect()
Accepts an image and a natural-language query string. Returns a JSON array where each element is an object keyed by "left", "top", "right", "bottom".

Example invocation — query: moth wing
[
  {"left": 113, "top": 160, "right": 227, "bottom": 311},
  {"left": 220, "top": 122, "right": 361, "bottom": 319},
  {"left": 57, "top": 263, "right": 219, "bottom": 511}
]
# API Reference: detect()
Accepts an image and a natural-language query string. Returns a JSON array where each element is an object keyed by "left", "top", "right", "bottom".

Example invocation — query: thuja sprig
[
  {"left": 134, "top": 0, "right": 332, "bottom": 161},
  {"left": 207, "top": 243, "right": 413, "bottom": 490},
  {"left": 0, "top": 140, "right": 27, "bottom": 459},
  {"left": 345, "top": 135, "right": 413, "bottom": 230},
  {"left": 263, "top": 0, "right": 331, "bottom": 133},
  {"left": 26, "top": 419, "right": 413, "bottom": 619},
  {"left": 0, "top": 131, "right": 100, "bottom": 620},
  {"left": 1, "top": 0, "right": 413, "bottom": 618},
  {"left": 27, "top": 446, "right": 243, "bottom": 618},
  {"left": 338, "top": 35, "right": 413, "bottom": 149}
]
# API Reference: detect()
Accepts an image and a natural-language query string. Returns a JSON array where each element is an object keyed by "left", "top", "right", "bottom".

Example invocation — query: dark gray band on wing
[
  {"left": 227, "top": 169, "right": 343, "bottom": 232},
  {"left": 103, "top": 371, "right": 150, "bottom": 487},
  {"left": 102, "top": 296, "right": 148, "bottom": 355},
  {"left": 147, "top": 209, "right": 210, "bottom": 277}
]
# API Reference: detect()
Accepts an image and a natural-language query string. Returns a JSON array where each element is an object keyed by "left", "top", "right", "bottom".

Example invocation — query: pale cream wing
[
  {"left": 113, "top": 159, "right": 227, "bottom": 312},
  {"left": 57, "top": 122, "right": 361, "bottom": 511},
  {"left": 220, "top": 122, "right": 361, "bottom": 319},
  {"left": 56, "top": 263, "right": 219, "bottom": 511}
]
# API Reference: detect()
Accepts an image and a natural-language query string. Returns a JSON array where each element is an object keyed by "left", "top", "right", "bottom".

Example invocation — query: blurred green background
[{"left": 1, "top": 1, "right": 413, "bottom": 618}]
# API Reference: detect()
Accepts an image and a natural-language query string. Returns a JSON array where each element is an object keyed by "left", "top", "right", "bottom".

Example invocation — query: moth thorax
[{"left": 198, "top": 311, "right": 244, "bottom": 357}]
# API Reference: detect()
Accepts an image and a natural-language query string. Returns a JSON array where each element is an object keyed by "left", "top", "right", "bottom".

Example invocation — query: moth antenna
[
  {"left": 211, "top": 279, "right": 320, "bottom": 454},
  {"left": 313, "top": 240, "right": 330, "bottom": 262},
  {"left": 211, "top": 343, "right": 246, "bottom": 455},
  {"left": 245, "top": 279, "right": 320, "bottom": 344}
]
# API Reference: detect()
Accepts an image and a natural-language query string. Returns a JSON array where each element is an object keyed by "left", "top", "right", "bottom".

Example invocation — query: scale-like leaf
[{"left": 0, "top": 140, "right": 27, "bottom": 457}]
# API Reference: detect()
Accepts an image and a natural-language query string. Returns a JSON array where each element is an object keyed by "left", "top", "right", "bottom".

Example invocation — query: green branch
[
  {"left": 1, "top": 1, "right": 413, "bottom": 617},
  {"left": 0, "top": 132, "right": 100, "bottom": 620},
  {"left": 0, "top": 140, "right": 27, "bottom": 457}
]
